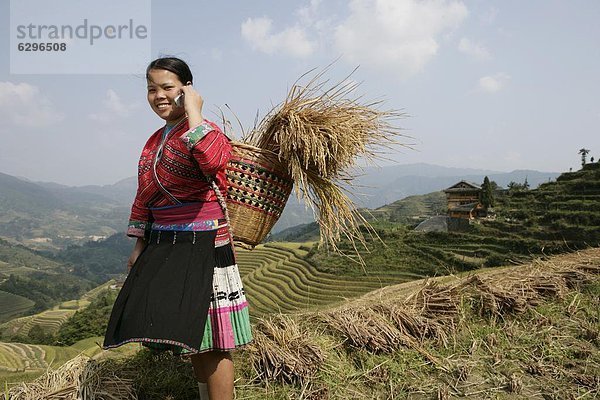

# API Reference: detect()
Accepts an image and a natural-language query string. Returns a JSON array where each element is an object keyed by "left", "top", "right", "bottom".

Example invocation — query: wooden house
[{"left": 444, "top": 181, "right": 487, "bottom": 219}]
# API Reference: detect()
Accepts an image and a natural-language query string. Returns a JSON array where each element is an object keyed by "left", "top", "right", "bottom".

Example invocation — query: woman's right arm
[{"left": 127, "top": 237, "right": 147, "bottom": 272}]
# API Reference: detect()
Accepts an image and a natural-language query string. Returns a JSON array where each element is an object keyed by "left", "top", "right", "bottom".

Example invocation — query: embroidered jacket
[{"left": 127, "top": 118, "right": 231, "bottom": 238}]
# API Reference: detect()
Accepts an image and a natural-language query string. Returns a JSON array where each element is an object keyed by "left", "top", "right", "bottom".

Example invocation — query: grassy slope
[
  {"left": 5, "top": 247, "right": 597, "bottom": 399},
  {"left": 225, "top": 248, "right": 600, "bottom": 399}
]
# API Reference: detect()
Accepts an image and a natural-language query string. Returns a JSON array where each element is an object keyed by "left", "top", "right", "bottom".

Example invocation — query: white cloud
[
  {"left": 479, "top": 6, "right": 499, "bottom": 26},
  {"left": 478, "top": 73, "right": 510, "bottom": 93},
  {"left": 89, "top": 89, "right": 139, "bottom": 122},
  {"left": 458, "top": 38, "right": 491, "bottom": 61},
  {"left": 334, "top": 0, "right": 468, "bottom": 78},
  {"left": 0, "top": 82, "right": 64, "bottom": 128},
  {"left": 241, "top": 17, "right": 315, "bottom": 58},
  {"left": 297, "top": 0, "right": 322, "bottom": 24}
]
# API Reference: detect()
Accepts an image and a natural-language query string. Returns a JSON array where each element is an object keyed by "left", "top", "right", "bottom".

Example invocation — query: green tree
[
  {"left": 507, "top": 178, "right": 529, "bottom": 194},
  {"left": 578, "top": 148, "right": 590, "bottom": 166},
  {"left": 479, "top": 176, "right": 495, "bottom": 208},
  {"left": 27, "top": 324, "right": 55, "bottom": 345}
]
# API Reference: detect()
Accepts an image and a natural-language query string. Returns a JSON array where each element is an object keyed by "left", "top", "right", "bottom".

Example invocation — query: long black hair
[{"left": 146, "top": 57, "right": 193, "bottom": 84}]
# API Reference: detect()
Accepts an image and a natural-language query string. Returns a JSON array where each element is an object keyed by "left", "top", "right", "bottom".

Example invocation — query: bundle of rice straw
[
  {"left": 3, "top": 354, "right": 136, "bottom": 400},
  {"left": 244, "top": 67, "right": 409, "bottom": 258}
]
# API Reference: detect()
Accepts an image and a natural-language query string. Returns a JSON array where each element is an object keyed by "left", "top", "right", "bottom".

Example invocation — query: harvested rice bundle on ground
[
  {"left": 405, "top": 280, "right": 462, "bottom": 320},
  {"left": 248, "top": 315, "right": 325, "bottom": 383},
  {"left": 374, "top": 303, "right": 450, "bottom": 345},
  {"left": 245, "top": 68, "right": 409, "bottom": 256},
  {"left": 322, "top": 307, "right": 402, "bottom": 353},
  {"left": 3, "top": 354, "right": 136, "bottom": 400}
]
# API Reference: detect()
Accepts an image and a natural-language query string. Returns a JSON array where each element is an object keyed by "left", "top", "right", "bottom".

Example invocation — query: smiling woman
[{"left": 102, "top": 56, "right": 252, "bottom": 400}]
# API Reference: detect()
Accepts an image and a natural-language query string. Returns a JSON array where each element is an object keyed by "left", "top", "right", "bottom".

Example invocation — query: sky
[{"left": 0, "top": 0, "right": 599, "bottom": 186}]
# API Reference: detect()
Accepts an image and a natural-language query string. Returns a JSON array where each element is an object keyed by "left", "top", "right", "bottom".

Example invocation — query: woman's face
[{"left": 146, "top": 68, "right": 186, "bottom": 123}]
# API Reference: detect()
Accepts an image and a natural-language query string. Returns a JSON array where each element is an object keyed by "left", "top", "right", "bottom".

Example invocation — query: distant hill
[
  {"left": 367, "top": 191, "right": 447, "bottom": 224},
  {"left": 0, "top": 230, "right": 130, "bottom": 322},
  {"left": 271, "top": 164, "right": 559, "bottom": 232},
  {"left": 0, "top": 173, "right": 128, "bottom": 249},
  {"left": 36, "top": 177, "right": 137, "bottom": 206},
  {"left": 50, "top": 233, "right": 133, "bottom": 284},
  {"left": 308, "top": 163, "right": 600, "bottom": 276},
  {"left": 1, "top": 164, "right": 559, "bottom": 242},
  {"left": 271, "top": 191, "right": 448, "bottom": 242}
]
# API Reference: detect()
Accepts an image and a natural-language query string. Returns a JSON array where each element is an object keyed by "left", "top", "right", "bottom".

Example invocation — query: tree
[
  {"left": 579, "top": 148, "right": 591, "bottom": 167},
  {"left": 479, "top": 176, "right": 495, "bottom": 208},
  {"left": 507, "top": 178, "right": 530, "bottom": 194}
]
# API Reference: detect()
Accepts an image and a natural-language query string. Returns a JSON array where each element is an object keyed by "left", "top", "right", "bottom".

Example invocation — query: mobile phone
[{"left": 174, "top": 92, "right": 184, "bottom": 107}]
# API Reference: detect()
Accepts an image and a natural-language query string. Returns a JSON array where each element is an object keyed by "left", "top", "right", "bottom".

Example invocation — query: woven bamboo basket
[{"left": 225, "top": 142, "right": 294, "bottom": 247}]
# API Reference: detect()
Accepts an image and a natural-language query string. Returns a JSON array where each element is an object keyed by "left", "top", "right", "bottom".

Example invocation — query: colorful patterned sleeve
[
  {"left": 127, "top": 193, "right": 153, "bottom": 238},
  {"left": 179, "top": 120, "right": 232, "bottom": 176}
]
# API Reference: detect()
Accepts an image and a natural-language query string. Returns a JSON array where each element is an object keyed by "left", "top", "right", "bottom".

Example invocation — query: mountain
[
  {"left": 271, "top": 165, "right": 560, "bottom": 232},
  {"left": 1, "top": 164, "right": 560, "bottom": 242},
  {"left": 36, "top": 177, "right": 137, "bottom": 206},
  {"left": 0, "top": 173, "right": 128, "bottom": 249},
  {"left": 0, "top": 172, "right": 66, "bottom": 215}
]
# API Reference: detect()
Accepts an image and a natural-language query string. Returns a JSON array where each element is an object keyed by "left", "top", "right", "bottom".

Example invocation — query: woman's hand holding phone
[{"left": 179, "top": 82, "right": 204, "bottom": 128}]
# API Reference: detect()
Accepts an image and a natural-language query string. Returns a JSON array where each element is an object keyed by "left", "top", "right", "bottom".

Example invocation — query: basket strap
[
  {"left": 209, "top": 179, "right": 230, "bottom": 226},
  {"left": 209, "top": 178, "right": 240, "bottom": 248}
]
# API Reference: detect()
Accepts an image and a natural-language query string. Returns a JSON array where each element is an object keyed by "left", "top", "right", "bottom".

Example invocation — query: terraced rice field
[
  {"left": 0, "top": 336, "right": 106, "bottom": 377},
  {"left": 80, "top": 280, "right": 115, "bottom": 301},
  {"left": 236, "top": 243, "right": 418, "bottom": 316},
  {"left": 58, "top": 299, "right": 91, "bottom": 310},
  {"left": 1, "top": 309, "right": 76, "bottom": 338},
  {"left": 0, "top": 342, "right": 48, "bottom": 372},
  {"left": 1, "top": 280, "right": 115, "bottom": 339},
  {"left": 0, "top": 290, "right": 34, "bottom": 322}
]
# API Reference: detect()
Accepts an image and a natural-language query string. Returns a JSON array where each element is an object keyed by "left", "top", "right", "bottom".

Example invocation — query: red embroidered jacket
[{"left": 127, "top": 118, "right": 231, "bottom": 238}]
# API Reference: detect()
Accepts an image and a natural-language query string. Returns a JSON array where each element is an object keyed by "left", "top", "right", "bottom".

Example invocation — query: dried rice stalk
[
  {"left": 247, "top": 315, "right": 324, "bottom": 383},
  {"left": 462, "top": 275, "right": 531, "bottom": 316},
  {"left": 405, "top": 281, "right": 462, "bottom": 320},
  {"left": 374, "top": 303, "right": 449, "bottom": 345},
  {"left": 323, "top": 307, "right": 402, "bottom": 353},
  {"left": 245, "top": 67, "right": 409, "bottom": 258},
  {"left": 3, "top": 355, "right": 136, "bottom": 400}
]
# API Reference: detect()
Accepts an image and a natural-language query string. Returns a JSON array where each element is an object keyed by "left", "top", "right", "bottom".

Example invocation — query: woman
[{"left": 103, "top": 57, "right": 252, "bottom": 400}]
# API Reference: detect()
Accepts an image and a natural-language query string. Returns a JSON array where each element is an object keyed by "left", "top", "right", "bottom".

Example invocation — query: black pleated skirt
[{"left": 103, "top": 230, "right": 249, "bottom": 354}]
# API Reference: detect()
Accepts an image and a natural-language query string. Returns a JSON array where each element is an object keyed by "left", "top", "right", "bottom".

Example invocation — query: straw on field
[
  {"left": 3, "top": 354, "right": 136, "bottom": 400},
  {"left": 247, "top": 315, "right": 325, "bottom": 383}
]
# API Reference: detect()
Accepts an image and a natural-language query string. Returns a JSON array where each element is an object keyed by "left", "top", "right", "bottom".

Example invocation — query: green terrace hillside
[
  {"left": 236, "top": 243, "right": 421, "bottom": 316},
  {"left": 486, "top": 162, "right": 600, "bottom": 244},
  {"left": 0, "top": 281, "right": 115, "bottom": 343},
  {"left": 309, "top": 164, "right": 600, "bottom": 275},
  {"left": 366, "top": 191, "right": 447, "bottom": 225},
  {"left": 0, "top": 239, "right": 96, "bottom": 321}
]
